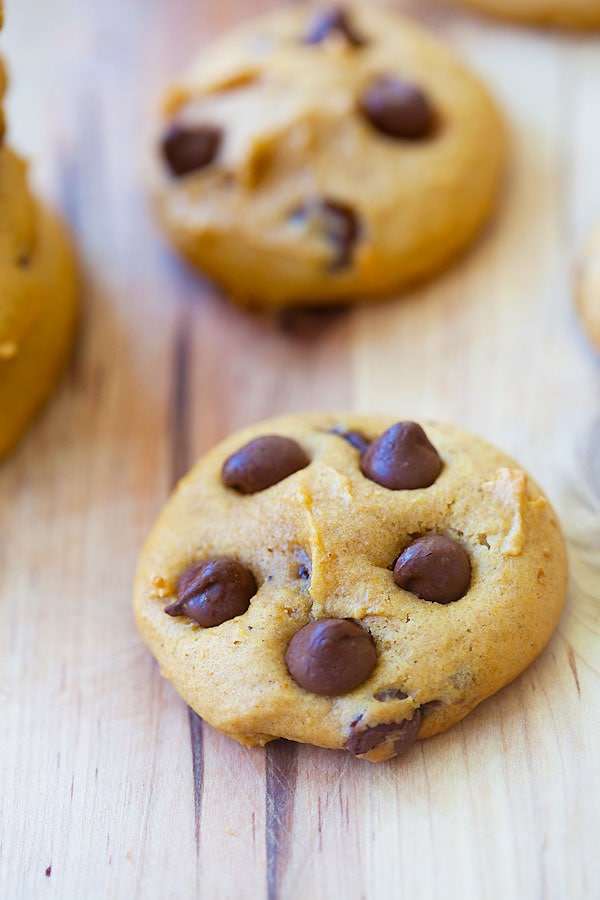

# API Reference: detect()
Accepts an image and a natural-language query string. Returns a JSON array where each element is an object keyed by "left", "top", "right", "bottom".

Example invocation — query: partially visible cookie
[
  {"left": 577, "top": 223, "right": 600, "bottom": 352},
  {"left": 151, "top": 3, "right": 506, "bottom": 310},
  {"left": 0, "top": 201, "right": 78, "bottom": 460},
  {"left": 0, "top": 15, "right": 78, "bottom": 461},
  {"left": 443, "top": 0, "right": 600, "bottom": 29},
  {"left": 134, "top": 413, "right": 567, "bottom": 762}
]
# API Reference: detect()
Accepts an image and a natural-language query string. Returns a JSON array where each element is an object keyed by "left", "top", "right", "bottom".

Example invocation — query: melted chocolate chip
[
  {"left": 222, "top": 435, "right": 310, "bottom": 494},
  {"left": 331, "top": 426, "right": 371, "bottom": 454},
  {"left": 394, "top": 534, "right": 471, "bottom": 604},
  {"left": 360, "top": 77, "right": 434, "bottom": 140},
  {"left": 304, "top": 7, "right": 366, "bottom": 47},
  {"left": 346, "top": 710, "right": 422, "bottom": 757},
  {"left": 162, "top": 124, "right": 222, "bottom": 177},
  {"left": 360, "top": 422, "right": 442, "bottom": 490},
  {"left": 165, "top": 557, "right": 257, "bottom": 627},
  {"left": 292, "top": 199, "right": 360, "bottom": 270},
  {"left": 374, "top": 688, "right": 409, "bottom": 702},
  {"left": 321, "top": 200, "right": 360, "bottom": 269},
  {"left": 286, "top": 619, "right": 377, "bottom": 696}
]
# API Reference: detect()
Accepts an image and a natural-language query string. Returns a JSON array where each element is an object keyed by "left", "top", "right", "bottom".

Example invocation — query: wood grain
[{"left": 1, "top": 1, "right": 599, "bottom": 898}]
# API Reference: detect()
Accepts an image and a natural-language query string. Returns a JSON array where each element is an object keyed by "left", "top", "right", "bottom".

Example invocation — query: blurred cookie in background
[
  {"left": 0, "top": 4, "right": 78, "bottom": 461},
  {"left": 151, "top": 3, "right": 506, "bottom": 311}
]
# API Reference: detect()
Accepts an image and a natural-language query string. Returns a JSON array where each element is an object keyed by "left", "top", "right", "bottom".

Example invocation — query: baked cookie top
[
  {"left": 578, "top": 222, "right": 600, "bottom": 352},
  {"left": 151, "top": 3, "right": 506, "bottom": 309},
  {"left": 444, "top": 0, "right": 600, "bottom": 28},
  {"left": 134, "top": 413, "right": 567, "bottom": 762}
]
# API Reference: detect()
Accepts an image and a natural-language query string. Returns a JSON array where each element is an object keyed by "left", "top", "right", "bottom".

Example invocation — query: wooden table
[{"left": 2, "top": 1, "right": 599, "bottom": 897}]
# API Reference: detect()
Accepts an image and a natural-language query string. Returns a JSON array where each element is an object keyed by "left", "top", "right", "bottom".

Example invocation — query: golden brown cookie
[
  {"left": 0, "top": 202, "right": 78, "bottom": 460},
  {"left": 0, "top": 9, "right": 78, "bottom": 461},
  {"left": 150, "top": 3, "right": 506, "bottom": 310},
  {"left": 444, "top": 0, "right": 600, "bottom": 29},
  {"left": 578, "top": 222, "right": 600, "bottom": 353},
  {"left": 133, "top": 414, "right": 567, "bottom": 762}
]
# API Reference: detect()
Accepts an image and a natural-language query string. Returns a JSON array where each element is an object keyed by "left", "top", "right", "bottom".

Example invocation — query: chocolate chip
[
  {"left": 286, "top": 619, "right": 377, "bottom": 696},
  {"left": 374, "top": 688, "right": 409, "bottom": 702},
  {"left": 278, "top": 305, "right": 348, "bottom": 339},
  {"left": 298, "top": 564, "right": 310, "bottom": 580},
  {"left": 162, "top": 124, "right": 222, "bottom": 177},
  {"left": 304, "top": 7, "right": 366, "bottom": 47},
  {"left": 165, "top": 557, "right": 257, "bottom": 627},
  {"left": 222, "top": 435, "right": 310, "bottom": 494},
  {"left": 360, "top": 422, "right": 442, "bottom": 490},
  {"left": 393, "top": 534, "right": 471, "bottom": 604},
  {"left": 330, "top": 426, "right": 371, "bottom": 454},
  {"left": 346, "top": 710, "right": 422, "bottom": 757},
  {"left": 360, "top": 77, "right": 434, "bottom": 141},
  {"left": 321, "top": 200, "right": 360, "bottom": 269},
  {"left": 292, "top": 199, "right": 360, "bottom": 270}
]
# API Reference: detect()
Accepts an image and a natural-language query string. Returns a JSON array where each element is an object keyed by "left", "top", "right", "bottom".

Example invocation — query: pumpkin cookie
[
  {"left": 151, "top": 3, "right": 506, "bottom": 310},
  {"left": 0, "top": 11, "right": 78, "bottom": 461},
  {"left": 133, "top": 413, "right": 567, "bottom": 762}
]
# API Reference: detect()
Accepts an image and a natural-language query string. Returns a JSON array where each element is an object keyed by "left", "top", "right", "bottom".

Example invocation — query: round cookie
[
  {"left": 133, "top": 413, "right": 567, "bottom": 762},
  {"left": 150, "top": 3, "right": 506, "bottom": 310},
  {"left": 444, "top": 0, "right": 600, "bottom": 29},
  {"left": 577, "top": 222, "right": 600, "bottom": 353}
]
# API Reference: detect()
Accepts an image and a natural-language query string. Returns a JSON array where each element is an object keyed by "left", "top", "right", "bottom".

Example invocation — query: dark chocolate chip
[
  {"left": 304, "top": 7, "right": 366, "bottom": 47},
  {"left": 162, "top": 124, "right": 222, "bottom": 177},
  {"left": 346, "top": 710, "right": 422, "bottom": 757},
  {"left": 321, "top": 200, "right": 360, "bottom": 269},
  {"left": 360, "top": 77, "right": 434, "bottom": 140},
  {"left": 292, "top": 199, "right": 360, "bottom": 270},
  {"left": 393, "top": 534, "right": 471, "bottom": 604},
  {"left": 330, "top": 426, "right": 371, "bottom": 454},
  {"left": 374, "top": 688, "right": 409, "bottom": 702},
  {"left": 278, "top": 305, "right": 348, "bottom": 339},
  {"left": 165, "top": 557, "right": 257, "bottom": 627},
  {"left": 298, "top": 564, "right": 311, "bottom": 580},
  {"left": 222, "top": 435, "right": 310, "bottom": 494},
  {"left": 360, "top": 422, "right": 442, "bottom": 490},
  {"left": 286, "top": 619, "right": 377, "bottom": 696}
]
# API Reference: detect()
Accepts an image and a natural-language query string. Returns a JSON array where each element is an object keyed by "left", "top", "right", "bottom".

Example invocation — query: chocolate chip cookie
[
  {"left": 150, "top": 3, "right": 506, "bottom": 310},
  {"left": 133, "top": 414, "right": 567, "bottom": 762},
  {"left": 578, "top": 222, "right": 600, "bottom": 353},
  {"left": 444, "top": 0, "right": 600, "bottom": 28}
]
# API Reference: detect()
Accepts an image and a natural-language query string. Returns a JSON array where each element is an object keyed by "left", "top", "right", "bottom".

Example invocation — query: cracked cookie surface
[
  {"left": 134, "top": 413, "right": 567, "bottom": 762},
  {"left": 150, "top": 2, "right": 506, "bottom": 310}
]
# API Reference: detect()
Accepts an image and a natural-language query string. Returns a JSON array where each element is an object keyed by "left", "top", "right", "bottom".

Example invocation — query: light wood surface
[{"left": 1, "top": 1, "right": 599, "bottom": 898}]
